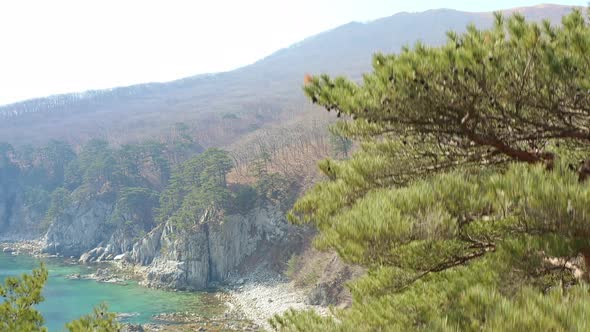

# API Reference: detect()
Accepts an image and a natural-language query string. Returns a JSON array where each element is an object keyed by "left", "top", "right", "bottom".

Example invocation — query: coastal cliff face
[
  {"left": 0, "top": 190, "right": 45, "bottom": 241},
  {"left": 0, "top": 176, "right": 49, "bottom": 241},
  {"left": 129, "top": 206, "right": 291, "bottom": 290},
  {"left": 0, "top": 190, "right": 294, "bottom": 290},
  {"left": 42, "top": 199, "right": 114, "bottom": 257},
  {"left": 0, "top": 145, "right": 301, "bottom": 291},
  {"left": 41, "top": 196, "right": 149, "bottom": 260}
]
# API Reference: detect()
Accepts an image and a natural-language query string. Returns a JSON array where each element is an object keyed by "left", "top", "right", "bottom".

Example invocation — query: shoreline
[
  {"left": 1, "top": 240, "right": 328, "bottom": 331},
  {"left": 224, "top": 271, "right": 328, "bottom": 331},
  {"left": 0, "top": 239, "right": 44, "bottom": 256}
]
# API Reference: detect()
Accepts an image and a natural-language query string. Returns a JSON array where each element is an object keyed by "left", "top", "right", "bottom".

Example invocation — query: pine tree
[
  {"left": 158, "top": 148, "right": 234, "bottom": 228},
  {"left": 0, "top": 265, "right": 121, "bottom": 331},
  {"left": 66, "top": 303, "right": 121, "bottom": 332},
  {"left": 0, "top": 264, "right": 48, "bottom": 331},
  {"left": 275, "top": 9, "right": 590, "bottom": 331}
]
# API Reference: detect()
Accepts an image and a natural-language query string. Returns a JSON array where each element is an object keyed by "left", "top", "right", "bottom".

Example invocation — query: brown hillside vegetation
[{"left": 0, "top": 5, "right": 578, "bottom": 150}]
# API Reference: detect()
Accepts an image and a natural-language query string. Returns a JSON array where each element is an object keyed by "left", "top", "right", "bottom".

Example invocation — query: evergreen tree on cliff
[{"left": 273, "top": 9, "right": 590, "bottom": 331}]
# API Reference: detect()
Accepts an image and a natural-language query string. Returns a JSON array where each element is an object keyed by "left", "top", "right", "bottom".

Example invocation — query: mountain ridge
[
  {"left": 0, "top": 4, "right": 577, "bottom": 110},
  {"left": 0, "top": 4, "right": 580, "bottom": 145}
]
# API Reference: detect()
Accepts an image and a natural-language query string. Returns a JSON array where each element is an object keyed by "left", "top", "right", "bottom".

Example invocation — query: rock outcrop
[
  {"left": 41, "top": 195, "right": 151, "bottom": 260},
  {"left": 0, "top": 182, "right": 46, "bottom": 241},
  {"left": 129, "top": 205, "right": 291, "bottom": 290},
  {"left": 42, "top": 198, "right": 114, "bottom": 257},
  {"left": 2, "top": 179, "right": 299, "bottom": 292}
]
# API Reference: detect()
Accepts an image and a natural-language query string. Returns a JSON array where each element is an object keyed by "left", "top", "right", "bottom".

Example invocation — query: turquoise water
[{"left": 0, "top": 252, "right": 223, "bottom": 331}]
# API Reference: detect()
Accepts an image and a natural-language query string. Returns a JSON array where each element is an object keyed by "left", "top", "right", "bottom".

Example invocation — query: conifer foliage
[
  {"left": 0, "top": 265, "right": 120, "bottom": 331},
  {"left": 0, "top": 264, "right": 47, "bottom": 331},
  {"left": 275, "top": 9, "right": 590, "bottom": 331}
]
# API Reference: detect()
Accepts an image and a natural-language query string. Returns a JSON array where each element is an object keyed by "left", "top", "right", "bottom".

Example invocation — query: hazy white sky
[{"left": 0, "top": 0, "right": 585, "bottom": 105}]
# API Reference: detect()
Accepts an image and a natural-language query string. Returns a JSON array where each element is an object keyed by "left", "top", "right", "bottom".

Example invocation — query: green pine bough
[
  {"left": 275, "top": 9, "right": 590, "bottom": 331},
  {"left": 0, "top": 264, "right": 121, "bottom": 331}
]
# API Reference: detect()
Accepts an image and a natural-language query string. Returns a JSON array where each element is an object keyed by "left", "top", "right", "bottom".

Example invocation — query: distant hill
[{"left": 0, "top": 4, "right": 578, "bottom": 146}]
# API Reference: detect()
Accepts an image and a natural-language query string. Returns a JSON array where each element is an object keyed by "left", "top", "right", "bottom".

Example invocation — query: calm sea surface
[{"left": 0, "top": 252, "right": 224, "bottom": 331}]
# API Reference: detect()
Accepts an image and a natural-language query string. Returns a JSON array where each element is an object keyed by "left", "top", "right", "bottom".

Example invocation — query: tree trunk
[
  {"left": 578, "top": 159, "right": 590, "bottom": 183},
  {"left": 581, "top": 248, "right": 590, "bottom": 281}
]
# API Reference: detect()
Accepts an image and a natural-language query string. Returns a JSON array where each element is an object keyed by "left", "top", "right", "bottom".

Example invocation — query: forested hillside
[
  {"left": 0, "top": 135, "right": 197, "bottom": 237},
  {"left": 0, "top": 132, "right": 305, "bottom": 240}
]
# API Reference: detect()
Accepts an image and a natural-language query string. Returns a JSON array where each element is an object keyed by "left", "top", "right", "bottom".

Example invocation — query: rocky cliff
[
  {"left": 0, "top": 184, "right": 47, "bottom": 241},
  {"left": 1, "top": 150, "right": 301, "bottom": 291},
  {"left": 0, "top": 187, "right": 297, "bottom": 290},
  {"left": 42, "top": 198, "right": 114, "bottom": 257},
  {"left": 128, "top": 205, "right": 291, "bottom": 290}
]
